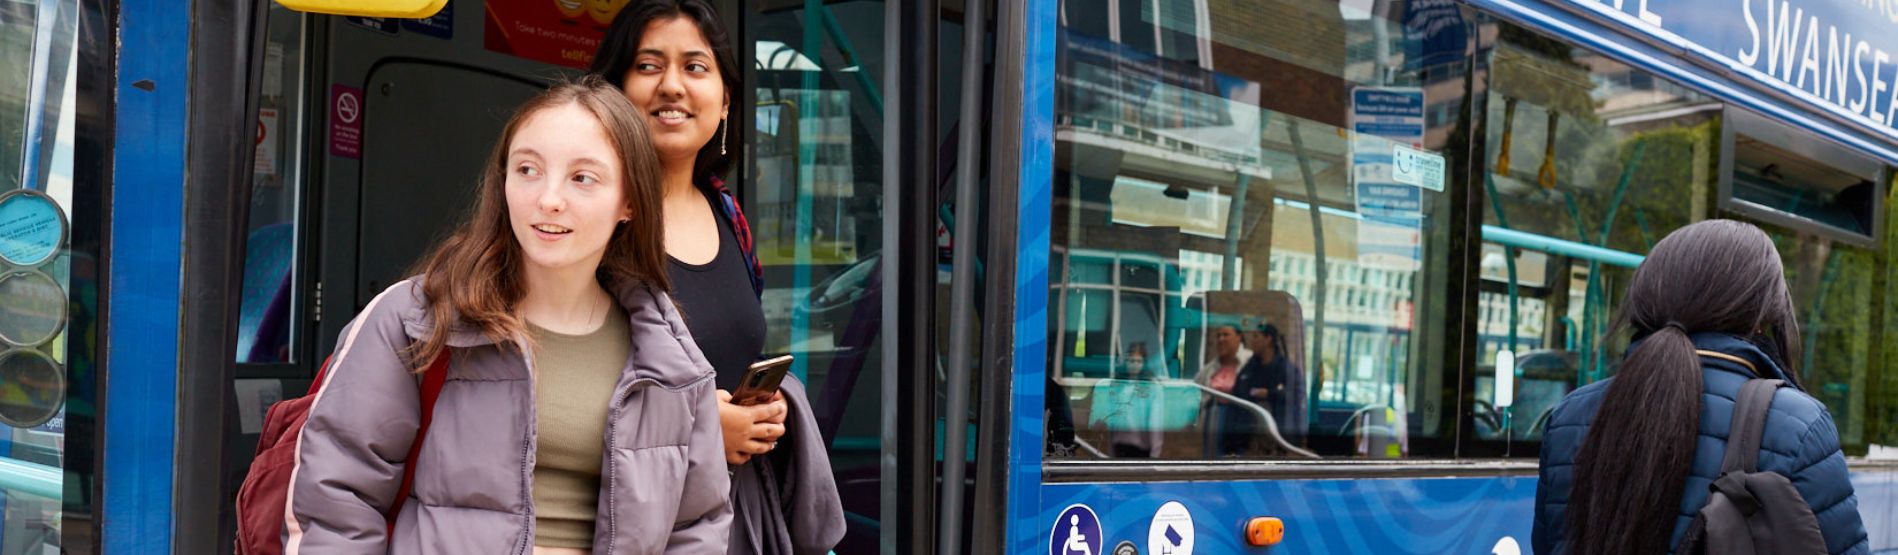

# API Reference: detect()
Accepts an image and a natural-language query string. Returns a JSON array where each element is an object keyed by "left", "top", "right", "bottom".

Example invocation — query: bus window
[
  {"left": 0, "top": 0, "right": 84, "bottom": 550},
  {"left": 1474, "top": 21, "right": 1719, "bottom": 455},
  {"left": 1045, "top": 0, "right": 1471, "bottom": 462},
  {"left": 745, "top": 2, "right": 895, "bottom": 551},
  {"left": 1475, "top": 19, "right": 1893, "bottom": 456},
  {"left": 1716, "top": 113, "right": 1894, "bottom": 453},
  {"left": 234, "top": 3, "right": 310, "bottom": 365}
]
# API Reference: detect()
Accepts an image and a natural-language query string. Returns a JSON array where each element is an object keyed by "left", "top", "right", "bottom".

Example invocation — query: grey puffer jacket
[{"left": 283, "top": 278, "right": 731, "bottom": 554}]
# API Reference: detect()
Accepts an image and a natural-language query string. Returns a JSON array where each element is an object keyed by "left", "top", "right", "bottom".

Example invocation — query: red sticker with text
[{"left": 484, "top": 0, "right": 626, "bottom": 69}]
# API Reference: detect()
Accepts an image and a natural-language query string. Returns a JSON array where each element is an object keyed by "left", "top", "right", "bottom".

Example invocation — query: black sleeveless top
[{"left": 667, "top": 187, "right": 768, "bottom": 391}]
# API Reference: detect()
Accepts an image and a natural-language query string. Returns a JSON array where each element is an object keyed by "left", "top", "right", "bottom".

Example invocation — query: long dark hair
[
  {"left": 1564, "top": 219, "right": 1800, "bottom": 554},
  {"left": 1254, "top": 323, "right": 1288, "bottom": 366},
  {"left": 405, "top": 76, "right": 669, "bottom": 368},
  {"left": 589, "top": 0, "right": 740, "bottom": 187}
]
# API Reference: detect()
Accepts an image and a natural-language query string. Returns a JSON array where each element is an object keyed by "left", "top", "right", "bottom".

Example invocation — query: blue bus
[{"left": 1, "top": 0, "right": 1894, "bottom": 553}]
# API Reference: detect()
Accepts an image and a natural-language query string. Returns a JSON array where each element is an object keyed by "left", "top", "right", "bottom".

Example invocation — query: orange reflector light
[{"left": 1246, "top": 516, "right": 1285, "bottom": 547}]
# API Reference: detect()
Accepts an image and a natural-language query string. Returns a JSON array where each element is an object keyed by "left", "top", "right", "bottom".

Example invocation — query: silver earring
[{"left": 719, "top": 119, "right": 727, "bottom": 156}]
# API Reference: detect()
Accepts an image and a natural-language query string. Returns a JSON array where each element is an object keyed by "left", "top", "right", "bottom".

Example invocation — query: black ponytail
[{"left": 1563, "top": 220, "right": 1799, "bottom": 554}]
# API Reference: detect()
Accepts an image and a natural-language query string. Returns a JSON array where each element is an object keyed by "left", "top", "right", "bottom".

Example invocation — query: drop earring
[{"left": 719, "top": 119, "right": 728, "bottom": 156}]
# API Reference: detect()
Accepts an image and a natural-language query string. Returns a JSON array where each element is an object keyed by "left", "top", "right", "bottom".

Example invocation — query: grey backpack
[{"left": 1676, "top": 378, "right": 1828, "bottom": 555}]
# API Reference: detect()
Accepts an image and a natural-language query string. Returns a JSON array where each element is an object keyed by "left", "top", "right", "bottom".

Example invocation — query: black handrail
[{"left": 883, "top": 0, "right": 940, "bottom": 551}]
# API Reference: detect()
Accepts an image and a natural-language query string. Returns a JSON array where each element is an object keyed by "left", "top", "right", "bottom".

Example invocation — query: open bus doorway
[{"left": 215, "top": 1, "right": 997, "bottom": 553}]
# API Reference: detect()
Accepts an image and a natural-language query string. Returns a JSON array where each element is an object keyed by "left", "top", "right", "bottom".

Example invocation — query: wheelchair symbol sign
[{"left": 1050, "top": 504, "right": 1103, "bottom": 555}]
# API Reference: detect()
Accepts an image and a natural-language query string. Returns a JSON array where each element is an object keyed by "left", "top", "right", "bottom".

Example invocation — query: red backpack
[{"left": 234, "top": 350, "right": 450, "bottom": 555}]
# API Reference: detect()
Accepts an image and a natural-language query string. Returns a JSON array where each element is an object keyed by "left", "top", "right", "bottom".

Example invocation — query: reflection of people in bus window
[
  {"left": 592, "top": 2, "right": 844, "bottom": 552},
  {"left": 1109, "top": 342, "right": 1162, "bottom": 458},
  {"left": 1193, "top": 324, "right": 1252, "bottom": 457},
  {"left": 1241, "top": 323, "right": 1307, "bottom": 448}
]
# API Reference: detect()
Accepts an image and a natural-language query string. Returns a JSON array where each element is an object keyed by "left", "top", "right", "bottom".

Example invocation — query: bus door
[{"left": 216, "top": 1, "right": 1008, "bottom": 553}]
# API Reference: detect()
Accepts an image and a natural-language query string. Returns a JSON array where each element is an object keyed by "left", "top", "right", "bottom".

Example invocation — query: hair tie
[{"left": 1663, "top": 321, "right": 1688, "bottom": 334}]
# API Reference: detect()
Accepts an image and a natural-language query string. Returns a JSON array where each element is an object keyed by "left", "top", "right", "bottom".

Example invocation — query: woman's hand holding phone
[{"left": 716, "top": 389, "right": 788, "bottom": 465}]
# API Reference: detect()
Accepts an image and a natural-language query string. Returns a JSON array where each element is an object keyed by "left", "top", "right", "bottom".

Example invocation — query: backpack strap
[
  {"left": 384, "top": 349, "right": 451, "bottom": 529},
  {"left": 709, "top": 177, "right": 764, "bottom": 300},
  {"left": 1719, "top": 378, "right": 1784, "bottom": 474},
  {"left": 309, "top": 354, "right": 335, "bottom": 395}
]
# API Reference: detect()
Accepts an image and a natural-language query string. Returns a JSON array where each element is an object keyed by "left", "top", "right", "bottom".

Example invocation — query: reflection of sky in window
[
  {"left": 754, "top": 103, "right": 781, "bottom": 135},
  {"left": 47, "top": 48, "right": 73, "bottom": 214},
  {"left": 754, "top": 41, "right": 842, "bottom": 72},
  {"left": 1108, "top": 176, "right": 1229, "bottom": 238}
]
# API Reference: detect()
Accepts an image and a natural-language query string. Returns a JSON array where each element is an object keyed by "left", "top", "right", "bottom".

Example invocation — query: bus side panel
[
  {"left": 1038, "top": 477, "right": 1535, "bottom": 554},
  {"left": 1858, "top": 469, "right": 1898, "bottom": 549},
  {"left": 1037, "top": 469, "right": 1898, "bottom": 554},
  {"left": 1006, "top": 0, "right": 1060, "bottom": 552}
]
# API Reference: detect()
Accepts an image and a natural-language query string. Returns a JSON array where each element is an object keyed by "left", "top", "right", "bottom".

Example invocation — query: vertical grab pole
[{"left": 939, "top": 0, "right": 989, "bottom": 551}]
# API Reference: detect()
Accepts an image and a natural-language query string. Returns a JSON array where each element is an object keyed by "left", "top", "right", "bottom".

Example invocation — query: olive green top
[{"left": 529, "top": 304, "right": 630, "bottom": 549}]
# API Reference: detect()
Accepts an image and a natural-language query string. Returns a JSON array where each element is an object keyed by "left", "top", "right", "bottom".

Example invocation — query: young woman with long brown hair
[
  {"left": 590, "top": 2, "right": 845, "bottom": 553},
  {"left": 1533, "top": 219, "right": 1868, "bottom": 554},
  {"left": 281, "top": 77, "right": 732, "bottom": 554}
]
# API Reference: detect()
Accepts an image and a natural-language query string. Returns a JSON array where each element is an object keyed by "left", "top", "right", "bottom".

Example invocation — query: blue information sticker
[{"left": 0, "top": 190, "right": 66, "bottom": 267}]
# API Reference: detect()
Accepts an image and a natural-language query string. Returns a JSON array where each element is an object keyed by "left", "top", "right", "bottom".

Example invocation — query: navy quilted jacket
[{"left": 1533, "top": 332, "right": 1869, "bottom": 555}]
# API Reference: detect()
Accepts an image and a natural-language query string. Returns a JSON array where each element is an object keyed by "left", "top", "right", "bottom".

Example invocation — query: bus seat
[
  {"left": 237, "top": 223, "right": 294, "bottom": 362},
  {"left": 1086, "top": 379, "right": 1202, "bottom": 432},
  {"left": 245, "top": 272, "right": 294, "bottom": 363},
  {"left": 1347, "top": 404, "right": 1408, "bottom": 459}
]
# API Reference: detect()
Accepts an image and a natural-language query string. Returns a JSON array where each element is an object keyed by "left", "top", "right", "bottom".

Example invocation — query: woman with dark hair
[
  {"left": 1238, "top": 323, "right": 1305, "bottom": 450},
  {"left": 1533, "top": 219, "right": 1868, "bottom": 555},
  {"left": 591, "top": 3, "right": 844, "bottom": 554}
]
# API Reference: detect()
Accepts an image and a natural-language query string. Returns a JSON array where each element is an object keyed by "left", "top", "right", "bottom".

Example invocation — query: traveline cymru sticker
[{"left": 1392, "top": 143, "right": 1445, "bottom": 192}]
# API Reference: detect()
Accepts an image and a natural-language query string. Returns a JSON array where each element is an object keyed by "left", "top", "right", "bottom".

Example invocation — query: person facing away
[
  {"left": 283, "top": 77, "right": 732, "bottom": 554},
  {"left": 1193, "top": 323, "right": 1252, "bottom": 457},
  {"left": 591, "top": 2, "right": 844, "bottom": 553},
  {"left": 1533, "top": 219, "right": 1869, "bottom": 555}
]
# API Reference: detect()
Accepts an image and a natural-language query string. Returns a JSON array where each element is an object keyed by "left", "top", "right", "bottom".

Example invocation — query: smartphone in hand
[{"left": 731, "top": 355, "right": 794, "bottom": 406}]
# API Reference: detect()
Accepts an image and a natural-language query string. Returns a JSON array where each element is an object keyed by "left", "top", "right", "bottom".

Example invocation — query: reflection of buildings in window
[
  {"left": 1049, "top": 248, "right": 1181, "bottom": 379},
  {"left": 1177, "top": 249, "right": 1244, "bottom": 298},
  {"left": 749, "top": 89, "right": 858, "bottom": 263},
  {"left": 1056, "top": 26, "right": 1266, "bottom": 174},
  {"left": 1265, "top": 250, "right": 1417, "bottom": 332},
  {"left": 1577, "top": 51, "right": 1708, "bottom": 116}
]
